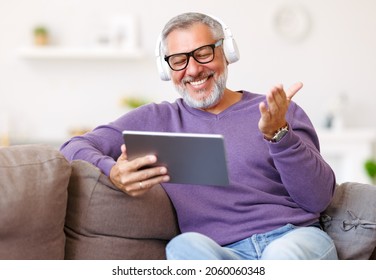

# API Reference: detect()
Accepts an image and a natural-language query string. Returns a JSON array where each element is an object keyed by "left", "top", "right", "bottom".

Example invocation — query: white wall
[{"left": 1, "top": 0, "right": 376, "bottom": 144}]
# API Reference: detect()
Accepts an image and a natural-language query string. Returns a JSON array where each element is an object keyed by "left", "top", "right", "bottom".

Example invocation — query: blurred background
[{"left": 1, "top": 0, "right": 376, "bottom": 183}]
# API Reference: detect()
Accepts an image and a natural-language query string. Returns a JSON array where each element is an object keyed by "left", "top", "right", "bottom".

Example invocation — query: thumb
[
  {"left": 286, "top": 82, "right": 303, "bottom": 101},
  {"left": 118, "top": 144, "right": 128, "bottom": 161}
]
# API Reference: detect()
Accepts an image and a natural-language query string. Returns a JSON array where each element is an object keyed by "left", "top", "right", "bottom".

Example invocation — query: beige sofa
[{"left": 0, "top": 144, "right": 375, "bottom": 260}]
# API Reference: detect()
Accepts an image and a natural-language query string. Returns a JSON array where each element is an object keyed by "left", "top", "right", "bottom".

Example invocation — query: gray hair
[{"left": 160, "top": 12, "right": 224, "bottom": 56}]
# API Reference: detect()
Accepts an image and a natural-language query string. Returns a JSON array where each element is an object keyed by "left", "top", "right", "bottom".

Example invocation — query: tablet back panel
[{"left": 123, "top": 131, "right": 229, "bottom": 186}]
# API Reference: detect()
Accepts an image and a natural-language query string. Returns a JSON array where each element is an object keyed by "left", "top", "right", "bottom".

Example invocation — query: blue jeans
[{"left": 166, "top": 224, "right": 338, "bottom": 260}]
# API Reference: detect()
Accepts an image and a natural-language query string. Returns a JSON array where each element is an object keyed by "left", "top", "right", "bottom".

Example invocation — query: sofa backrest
[{"left": 321, "top": 182, "right": 376, "bottom": 260}]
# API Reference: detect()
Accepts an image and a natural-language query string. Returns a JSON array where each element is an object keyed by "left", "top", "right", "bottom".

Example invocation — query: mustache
[{"left": 182, "top": 71, "right": 215, "bottom": 84}]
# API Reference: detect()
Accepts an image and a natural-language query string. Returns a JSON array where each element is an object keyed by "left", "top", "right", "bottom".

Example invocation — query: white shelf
[
  {"left": 17, "top": 46, "right": 145, "bottom": 60},
  {"left": 317, "top": 128, "right": 376, "bottom": 143},
  {"left": 317, "top": 128, "right": 376, "bottom": 184}
]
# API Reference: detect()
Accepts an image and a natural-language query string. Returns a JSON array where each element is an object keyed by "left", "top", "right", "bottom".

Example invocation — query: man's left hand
[{"left": 258, "top": 82, "right": 303, "bottom": 140}]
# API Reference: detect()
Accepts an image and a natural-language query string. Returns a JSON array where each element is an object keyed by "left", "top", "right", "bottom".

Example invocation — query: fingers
[
  {"left": 117, "top": 154, "right": 166, "bottom": 183},
  {"left": 110, "top": 151, "right": 170, "bottom": 197},
  {"left": 258, "top": 82, "right": 303, "bottom": 138},
  {"left": 266, "top": 84, "right": 285, "bottom": 113},
  {"left": 126, "top": 173, "right": 170, "bottom": 197},
  {"left": 121, "top": 144, "right": 126, "bottom": 154},
  {"left": 286, "top": 82, "right": 303, "bottom": 101},
  {"left": 259, "top": 101, "right": 270, "bottom": 121},
  {"left": 128, "top": 165, "right": 169, "bottom": 187},
  {"left": 264, "top": 82, "right": 303, "bottom": 112},
  {"left": 126, "top": 154, "right": 158, "bottom": 172},
  {"left": 118, "top": 144, "right": 128, "bottom": 161}
]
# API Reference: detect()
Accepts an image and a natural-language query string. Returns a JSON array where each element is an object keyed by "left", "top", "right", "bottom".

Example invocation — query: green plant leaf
[{"left": 364, "top": 159, "right": 376, "bottom": 178}]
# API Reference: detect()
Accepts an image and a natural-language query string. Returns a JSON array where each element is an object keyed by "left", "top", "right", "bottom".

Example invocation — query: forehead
[{"left": 165, "top": 23, "right": 215, "bottom": 55}]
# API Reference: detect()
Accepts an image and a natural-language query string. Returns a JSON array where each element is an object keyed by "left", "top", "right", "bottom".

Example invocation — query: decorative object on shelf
[
  {"left": 364, "top": 159, "right": 376, "bottom": 185},
  {"left": 18, "top": 15, "right": 143, "bottom": 60},
  {"left": 273, "top": 4, "right": 311, "bottom": 42},
  {"left": 120, "top": 96, "right": 148, "bottom": 109},
  {"left": 33, "top": 26, "right": 49, "bottom": 46},
  {"left": 109, "top": 15, "right": 138, "bottom": 50}
]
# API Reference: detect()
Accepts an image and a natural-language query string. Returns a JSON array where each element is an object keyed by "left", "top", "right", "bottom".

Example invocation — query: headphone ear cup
[
  {"left": 155, "top": 35, "right": 171, "bottom": 81},
  {"left": 207, "top": 14, "right": 240, "bottom": 64},
  {"left": 156, "top": 55, "right": 171, "bottom": 81},
  {"left": 223, "top": 36, "right": 240, "bottom": 64}
]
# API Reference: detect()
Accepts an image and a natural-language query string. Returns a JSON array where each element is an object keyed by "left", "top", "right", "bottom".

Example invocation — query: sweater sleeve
[
  {"left": 268, "top": 102, "right": 336, "bottom": 213},
  {"left": 60, "top": 105, "right": 150, "bottom": 176},
  {"left": 60, "top": 124, "right": 124, "bottom": 177},
  {"left": 60, "top": 102, "right": 175, "bottom": 176}
]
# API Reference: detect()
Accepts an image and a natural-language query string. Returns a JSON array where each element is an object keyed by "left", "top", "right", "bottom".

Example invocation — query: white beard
[{"left": 174, "top": 68, "right": 228, "bottom": 109}]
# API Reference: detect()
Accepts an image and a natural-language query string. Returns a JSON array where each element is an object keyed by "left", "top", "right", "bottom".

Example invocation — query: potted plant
[
  {"left": 120, "top": 96, "right": 148, "bottom": 109},
  {"left": 364, "top": 159, "right": 376, "bottom": 185},
  {"left": 33, "top": 26, "right": 49, "bottom": 46}
]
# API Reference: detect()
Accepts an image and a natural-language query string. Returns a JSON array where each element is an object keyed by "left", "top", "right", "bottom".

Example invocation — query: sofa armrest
[
  {"left": 64, "top": 160, "right": 180, "bottom": 260},
  {"left": 0, "top": 144, "right": 71, "bottom": 259}
]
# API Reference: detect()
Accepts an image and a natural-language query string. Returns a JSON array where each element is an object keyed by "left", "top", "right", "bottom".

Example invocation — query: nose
[{"left": 184, "top": 57, "right": 204, "bottom": 76}]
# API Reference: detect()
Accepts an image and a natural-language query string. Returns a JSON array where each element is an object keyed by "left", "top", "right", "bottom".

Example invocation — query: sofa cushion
[
  {"left": 64, "top": 160, "right": 180, "bottom": 260},
  {"left": 321, "top": 182, "right": 376, "bottom": 259},
  {"left": 0, "top": 144, "right": 71, "bottom": 259}
]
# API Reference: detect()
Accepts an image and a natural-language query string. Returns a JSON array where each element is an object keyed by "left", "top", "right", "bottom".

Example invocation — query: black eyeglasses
[{"left": 164, "top": 39, "right": 224, "bottom": 71}]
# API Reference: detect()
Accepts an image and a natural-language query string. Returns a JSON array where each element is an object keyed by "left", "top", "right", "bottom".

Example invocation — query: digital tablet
[{"left": 122, "top": 130, "right": 229, "bottom": 186}]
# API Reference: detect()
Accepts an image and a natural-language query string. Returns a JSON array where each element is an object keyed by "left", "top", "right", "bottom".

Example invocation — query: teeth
[{"left": 190, "top": 77, "right": 207, "bottom": 86}]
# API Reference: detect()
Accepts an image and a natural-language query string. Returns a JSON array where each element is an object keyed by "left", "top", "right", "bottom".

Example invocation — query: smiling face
[{"left": 165, "top": 23, "right": 228, "bottom": 110}]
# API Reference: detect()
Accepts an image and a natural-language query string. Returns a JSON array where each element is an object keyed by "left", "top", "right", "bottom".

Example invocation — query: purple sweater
[{"left": 60, "top": 91, "right": 336, "bottom": 245}]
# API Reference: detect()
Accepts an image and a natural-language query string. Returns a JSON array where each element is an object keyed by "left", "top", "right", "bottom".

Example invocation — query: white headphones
[{"left": 155, "top": 14, "right": 240, "bottom": 81}]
